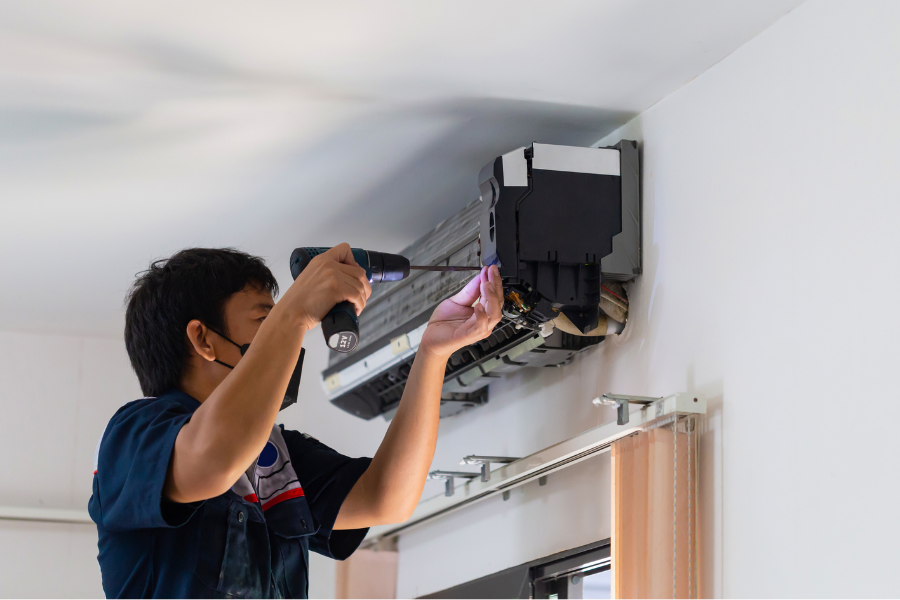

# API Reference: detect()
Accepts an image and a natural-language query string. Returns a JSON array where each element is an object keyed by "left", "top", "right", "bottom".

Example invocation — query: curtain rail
[
  {"left": 363, "top": 392, "right": 707, "bottom": 544},
  {"left": 0, "top": 505, "right": 93, "bottom": 524}
]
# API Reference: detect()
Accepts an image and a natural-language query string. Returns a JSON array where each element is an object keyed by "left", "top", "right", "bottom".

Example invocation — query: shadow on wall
[{"left": 608, "top": 129, "right": 664, "bottom": 390}]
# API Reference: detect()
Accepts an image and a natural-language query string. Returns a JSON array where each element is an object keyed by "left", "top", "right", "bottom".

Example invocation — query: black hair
[{"left": 125, "top": 248, "right": 279, "bottom": 397}]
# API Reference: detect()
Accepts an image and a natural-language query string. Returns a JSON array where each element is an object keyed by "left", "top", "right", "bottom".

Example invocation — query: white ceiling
[{"left": 0, "top": 0, "right": 802, "bottom": 337}]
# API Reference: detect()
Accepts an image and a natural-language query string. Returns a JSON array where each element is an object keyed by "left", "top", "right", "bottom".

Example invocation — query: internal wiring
[{"left": 601, "top": 284, "right": 628, "bottom": 303}]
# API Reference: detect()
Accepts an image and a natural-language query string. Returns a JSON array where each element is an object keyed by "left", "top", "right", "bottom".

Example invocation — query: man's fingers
[
  {"left": 480, "top": 269, "right": 492, "bottom": 308},
  {"left": 337, "top": 272, "right": 368, "bottom": 315},
  {"left": 463, "top": 304, "right": 490, "bottom": 339},
  {"left": 490, "top": 264, "right": 502, "bottom": 294},
  {"left": 457, "top": 266, "right": 500, "bottom": 343},
  {"left": 479, "top": 265, "right": 503, "bottom": 323},
  {"left": 336, "top": 262, "right": 372, "bottom": 298},
  {"left": 327, "top": 243, "right": 359, "bottom": 267},
  {"left": 450, "top": 268, "right": 486, "bottom": 307},
  {"left": 453, "top": 305, "right": 482, "bottom": 340}
]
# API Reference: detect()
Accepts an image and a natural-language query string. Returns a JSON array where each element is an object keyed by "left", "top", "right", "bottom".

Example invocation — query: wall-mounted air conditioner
[{"left": 321, "top": 141, "right": 641, "bottom": 420}]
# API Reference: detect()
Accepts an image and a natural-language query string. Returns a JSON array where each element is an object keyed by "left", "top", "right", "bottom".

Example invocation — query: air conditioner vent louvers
[{"left": 321, "top": 141, "right": 640, "bottom": 420}]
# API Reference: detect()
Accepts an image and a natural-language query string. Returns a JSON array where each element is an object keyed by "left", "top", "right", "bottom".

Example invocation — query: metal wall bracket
[
  {"left": 594, "top": 393, "right": 661, "bottom": 425},
  {"left": 460, "top": 455, "right": 521, "bottom": 482},
  {"left": 428, "top": 470, "right": 479, "bottom": 497}
]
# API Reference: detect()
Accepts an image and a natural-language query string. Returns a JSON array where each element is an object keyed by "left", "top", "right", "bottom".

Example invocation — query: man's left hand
[{"left": 419, "top": 265, "right": 504, "bottom": 358}]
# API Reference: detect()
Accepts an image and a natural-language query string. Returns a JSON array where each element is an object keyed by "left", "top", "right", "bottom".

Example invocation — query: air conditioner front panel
[{"left": 318, "top": 141, "right": 640, "bottom": 421}]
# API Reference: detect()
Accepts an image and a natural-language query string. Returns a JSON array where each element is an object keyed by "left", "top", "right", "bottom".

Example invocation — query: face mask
[{"left": 206, "top": 325, "right": 305, "bottom": 411}]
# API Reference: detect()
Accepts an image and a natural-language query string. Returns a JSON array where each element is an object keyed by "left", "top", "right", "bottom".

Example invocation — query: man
[{"left": 89, "top": 244, "right": 503, "bottom": 598}]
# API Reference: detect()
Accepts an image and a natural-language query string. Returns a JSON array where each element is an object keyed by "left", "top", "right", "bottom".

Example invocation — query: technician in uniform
[{"left": 88, "top": 245, "right": 503, "bottom": 598}]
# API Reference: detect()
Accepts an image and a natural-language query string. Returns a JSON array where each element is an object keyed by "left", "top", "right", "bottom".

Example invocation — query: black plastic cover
[{"left": 485, "top": 148, "right": 623, "bottom": 333}]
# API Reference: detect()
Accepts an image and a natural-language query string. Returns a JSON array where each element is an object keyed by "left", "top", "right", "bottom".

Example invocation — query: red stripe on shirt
[
  {"left": 261, "top": 487, "right": 304, "bottom": 511},
  {"left": 243, "top": 494, "right": 259, "bottom": 504}
]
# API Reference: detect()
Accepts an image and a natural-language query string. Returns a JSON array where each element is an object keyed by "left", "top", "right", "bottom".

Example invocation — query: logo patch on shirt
[
  {"left": 232, "top": 425, "right": 304, "bottom": 510},
  {"left": 257, "top": 442, "right": 278, "bottom": 468}
]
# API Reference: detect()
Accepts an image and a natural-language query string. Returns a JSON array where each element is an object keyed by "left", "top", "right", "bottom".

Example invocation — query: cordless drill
[{"left": 290, "top": 247, "right": 479, "bottom": 353}]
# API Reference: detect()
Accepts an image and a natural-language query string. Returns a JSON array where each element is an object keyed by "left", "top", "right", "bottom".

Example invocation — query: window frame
[{"left": 422, "top": 539, "right": 610, "bottom": 599}]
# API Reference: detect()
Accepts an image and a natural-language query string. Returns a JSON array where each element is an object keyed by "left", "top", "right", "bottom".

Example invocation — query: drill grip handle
[
  {"left": 320, "top": 302, "right": 359, "bottom": 352},
  {"left": 289, "top": 247, "right": 362, "bottom": 353}
]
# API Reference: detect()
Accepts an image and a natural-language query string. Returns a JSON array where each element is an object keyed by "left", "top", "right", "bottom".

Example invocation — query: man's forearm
[
  {"left": 166, "top": 310, "right": 307, "bottom": 502},
  {"left": 335, "top": 265, "right": 503, "bottom": 528},
  {"left": 334, "top": 348, "right": 448, "bottom": 529}
]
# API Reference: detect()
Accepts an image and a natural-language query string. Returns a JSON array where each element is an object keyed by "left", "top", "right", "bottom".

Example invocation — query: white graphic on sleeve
[{"left": 231, "top": 425, "right": 303, "bottom": 510}]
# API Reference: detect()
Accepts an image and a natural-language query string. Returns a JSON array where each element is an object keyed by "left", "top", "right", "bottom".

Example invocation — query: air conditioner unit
[{"left": 321, "top": 141, "right": 640, "bottom": 420}]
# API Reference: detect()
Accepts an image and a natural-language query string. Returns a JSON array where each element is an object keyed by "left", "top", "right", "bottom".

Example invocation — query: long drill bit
[{"left": 409, "top": 265, "right": 482, "bottom": 272}]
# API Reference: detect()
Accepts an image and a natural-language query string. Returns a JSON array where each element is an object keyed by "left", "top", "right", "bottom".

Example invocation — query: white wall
[
  {"left": 0, "top": 521, "right": 103, "bottom": 598},
  {"left": 5, "top": 1, "right": 900, "bottom": 597},
  {"left": 0, "top": 331, "right": 142, "bottom": 597},
  {"left": 386, "top": 1, "right": 900, "bottom": 597}
]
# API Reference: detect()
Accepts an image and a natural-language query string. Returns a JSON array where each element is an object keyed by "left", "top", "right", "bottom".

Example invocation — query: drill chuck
[{"left": 366, "top": 250, "right": 411, "bottom": 282}]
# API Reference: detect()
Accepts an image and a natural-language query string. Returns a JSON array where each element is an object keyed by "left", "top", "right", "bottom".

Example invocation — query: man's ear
[{"left": 185, "top": 320, "right": 217, "bottom": 362}]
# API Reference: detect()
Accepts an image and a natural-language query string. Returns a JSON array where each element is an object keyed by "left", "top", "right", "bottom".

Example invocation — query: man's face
[{"left": 215, "top": 285, "right": 275, "bottom": 367}]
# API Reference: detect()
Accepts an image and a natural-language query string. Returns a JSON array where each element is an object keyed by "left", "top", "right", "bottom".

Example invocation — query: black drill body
[{"left": 289, "top": 247, "right": 479, "bottom": 353}]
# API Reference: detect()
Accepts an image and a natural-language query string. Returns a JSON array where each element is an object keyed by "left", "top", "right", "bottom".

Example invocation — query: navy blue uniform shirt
[{"left": 88, "top": 390, "right": 372, "bottom": 598}]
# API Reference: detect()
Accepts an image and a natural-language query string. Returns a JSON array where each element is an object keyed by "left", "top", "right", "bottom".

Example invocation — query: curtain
[
  {"left": 611, "top": 416, "right": 699, "bottom": 599},
  {"left": 335, "top": 548, "right": 398, "bottom": 599}
]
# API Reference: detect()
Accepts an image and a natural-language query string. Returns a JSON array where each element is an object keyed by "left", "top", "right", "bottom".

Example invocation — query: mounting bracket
[
  {"left": 594, "top": 393, "right": 661, "bottom": 425},
  {"left": 428, "top": 470, "right": 479, "bottom": 497},
  {"left": 460, "top": 455, "right": 521, "bottom": 482}
]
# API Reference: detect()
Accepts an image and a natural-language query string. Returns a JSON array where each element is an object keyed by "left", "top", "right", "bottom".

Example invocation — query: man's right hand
[{"left": 283, "top": 243, "right": 373, "bottom": 330}]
